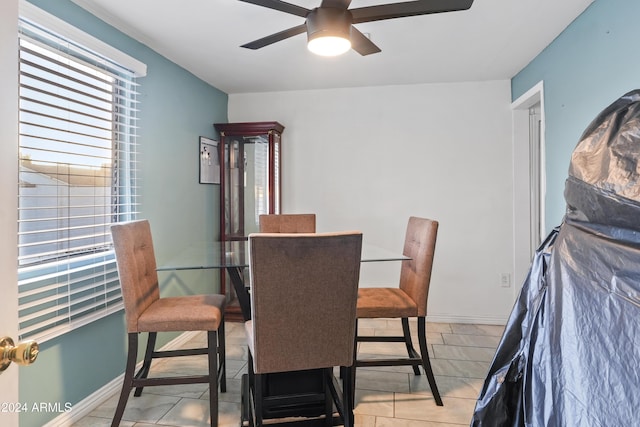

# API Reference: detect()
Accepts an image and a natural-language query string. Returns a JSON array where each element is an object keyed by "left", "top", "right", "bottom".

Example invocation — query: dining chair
[
  {"left": 353, "top": 216, "right": 443, "bottom": 406},
  {"left": 242, "top": 231, "right": 362, "bottom": 427},
  {"left": 258, "top": 213, "right": 316, "bottom": 233},
  {"left": 110, "top": 220, "right": 226, "bottom": 427}
]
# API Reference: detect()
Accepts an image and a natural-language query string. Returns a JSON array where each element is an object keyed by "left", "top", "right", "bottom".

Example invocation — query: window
[{"left": 17, "top": 4, "right": 145, "bottom": 343}]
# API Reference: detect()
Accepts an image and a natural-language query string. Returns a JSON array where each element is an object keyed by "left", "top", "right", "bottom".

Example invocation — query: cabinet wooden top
[{"left": 214, "top": 121, "right": 284, "bottom": 136}]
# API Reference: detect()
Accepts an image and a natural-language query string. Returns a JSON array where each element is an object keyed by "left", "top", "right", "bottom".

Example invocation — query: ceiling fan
[{"left": 239, "top": 0, "right": 474, "bottom": 56}]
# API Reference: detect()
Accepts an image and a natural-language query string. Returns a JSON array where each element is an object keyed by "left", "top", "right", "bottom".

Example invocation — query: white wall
[{"left": 229, "top": 80, "right": 516, "bottom": 324}]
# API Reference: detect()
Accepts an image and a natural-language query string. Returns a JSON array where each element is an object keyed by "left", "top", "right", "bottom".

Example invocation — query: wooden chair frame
[
  {"left": 351, "top": 217, "right": 443, "bottom": 407},
  {"left": 112, "top": 328, "right": 226, "bottom": 426}
]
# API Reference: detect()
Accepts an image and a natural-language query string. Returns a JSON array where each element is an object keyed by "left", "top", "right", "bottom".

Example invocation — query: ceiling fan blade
[
  {"left": 241, "top": 24, "right": 308, "bottom": 50},
  {"left": 320, "top": 0, "right": 352, "bottom": 9},
  {"left": 237, "top": 0, "right": 310, "bottom": 18},
  {"left": 351, "top": 0, "right": 473, "bottom": 24},
  {"left": 350, "top": 27, "right": 381, "bottom": 56}
]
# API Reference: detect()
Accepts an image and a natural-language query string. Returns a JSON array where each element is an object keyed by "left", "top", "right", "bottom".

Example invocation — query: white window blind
[{"left": 17, "top": 14, "right": 141, "bottom": 343}]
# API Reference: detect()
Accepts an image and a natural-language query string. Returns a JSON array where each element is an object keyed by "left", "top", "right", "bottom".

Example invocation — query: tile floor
[{"left": 72, "top": 319, "right": 504, "bottom": 427}]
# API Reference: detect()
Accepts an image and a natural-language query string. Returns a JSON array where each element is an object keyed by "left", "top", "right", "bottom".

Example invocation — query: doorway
[
  {"left": 528, "top": 103, "right": 544, "bottom": 257},
  {"left": 512, "top": 82, "right": 545, "bottom": 295}
]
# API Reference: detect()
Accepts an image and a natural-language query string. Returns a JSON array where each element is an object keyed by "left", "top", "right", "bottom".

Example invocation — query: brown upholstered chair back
[
  {"left": 248, "top": 231, "right": 362, "bottom": 374},
  {"left": 111, "top": 220, "right": 161, "bottom": 333},
  {"left": 258, "top": 214, "right": 316, "bottom": 233},
  {"left": 399, "top": 217, "right": 439, "bottom": 317}
]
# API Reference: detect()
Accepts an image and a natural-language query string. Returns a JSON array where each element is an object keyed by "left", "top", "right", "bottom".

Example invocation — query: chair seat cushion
[
  {"left": 357, "top": 288, "right": 417, "bottom": 318},
  {"left": 137, "top": 294, "right": 226, "bottom": 332}
]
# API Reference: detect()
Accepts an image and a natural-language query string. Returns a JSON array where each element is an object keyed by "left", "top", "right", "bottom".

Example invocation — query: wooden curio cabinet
[{"left": 214, "top": 121, "right": 284, "bottom": 320}]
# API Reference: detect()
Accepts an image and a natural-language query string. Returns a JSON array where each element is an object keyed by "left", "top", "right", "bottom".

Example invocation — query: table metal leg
[{"left": 226, "top": 266, "right": 251, "bottom": 321}]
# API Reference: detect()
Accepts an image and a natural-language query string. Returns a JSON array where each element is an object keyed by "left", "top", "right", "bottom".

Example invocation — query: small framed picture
[{"left": 199, "top": 136, "right": 220, "bottom": 184}]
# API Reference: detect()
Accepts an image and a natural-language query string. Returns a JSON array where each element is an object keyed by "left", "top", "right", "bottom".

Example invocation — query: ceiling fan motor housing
[{"left": 306, "top": 8, "right": 353, "bottom": 43}]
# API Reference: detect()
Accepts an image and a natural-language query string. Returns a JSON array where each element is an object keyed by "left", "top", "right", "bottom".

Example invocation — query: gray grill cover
[{"left": 471, "top": 90, "right": 640, "bottom": 426}]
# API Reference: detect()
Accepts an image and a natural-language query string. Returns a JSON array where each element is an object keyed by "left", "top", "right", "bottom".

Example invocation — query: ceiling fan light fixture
[
  {"left": 306, "top": 8, "right": 352, "bottom": 57},
  {"left": 308, "top": 36, "right": 351, "bottom": 56}
]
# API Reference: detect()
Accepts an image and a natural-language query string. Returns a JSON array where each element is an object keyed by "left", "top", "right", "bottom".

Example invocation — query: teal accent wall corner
[
  {"left": 19, "top": 313, "right": 126, "bottom": 427},
  {"left": 20, "top": 1, "right": 228, "bottom": 426},
  {"left": 512, "top": 0, "right": 640, "bottom": 232}
]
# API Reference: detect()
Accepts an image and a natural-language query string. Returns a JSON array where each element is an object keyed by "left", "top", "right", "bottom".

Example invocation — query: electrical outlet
[{"left": 500, "top": 273, "right": 511, "bottom": 288}]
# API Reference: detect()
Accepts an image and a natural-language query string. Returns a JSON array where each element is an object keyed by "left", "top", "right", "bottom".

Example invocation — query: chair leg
[
  {"left": 207, "top": 330, "right": 219, "bottom": 427},
  {"left": 342, "top": 365, "right": 354, "bottom": 427},
  {"left": 241, "top": 373, "right": 250, "bottom": 427},
  {"left": 111, "top": 333, "right": 138, "bottom": 427},
  {"left": 417, "top": 317, "right": 443, "bottom": 406},
  {"left": 246, "top": 351, "right": 259, "bottom": 427},
  {"left": 350, "top": 319, "right": 358, "bottom": 408},
  {"left": 218, "top": 317, "right": 227, "bottom": 393},
  {"left": 323, "top": 368, "right": 333, "bottom": 427},
  {"left": 402, "top": 318, "right": 422, "bottom": 375},
  {"left": 254, "top": 373, "right": 264, "bottom": 427},
  {"left": 133, "top": 331, "right": 156, "bottom": 397},
  {"left": 247, "top": 351, "right": 255, "bottom": 390}
]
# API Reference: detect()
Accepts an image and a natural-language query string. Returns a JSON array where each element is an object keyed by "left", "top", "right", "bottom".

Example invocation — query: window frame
[{"left": 17, "top": 1, "right": 146, "bottom": 343}]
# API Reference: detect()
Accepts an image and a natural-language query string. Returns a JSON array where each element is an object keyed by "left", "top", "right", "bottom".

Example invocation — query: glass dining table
[
  {"left": 157, "top": 240, "right": 408, "bottom": 425},
  {"left": 157, "top": 240, "right": 409, "bottom": 321}
]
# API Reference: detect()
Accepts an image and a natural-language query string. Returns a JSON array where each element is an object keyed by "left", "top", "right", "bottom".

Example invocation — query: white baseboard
[{"left": 43, "top": 331, "right": 201, "bottom": 427}]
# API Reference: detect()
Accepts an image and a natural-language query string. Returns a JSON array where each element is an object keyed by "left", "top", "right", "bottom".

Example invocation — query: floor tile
[
  {"left": 450, "top": 323, "right": 504, "bottom": 336},
  {"left": 353, "top": 369, "right": 411, "bottom": 393},
  {"left": 394, "top": 393, "right": 476, "bottom": 424},
  {"left": 411, "top": 375, "right": 484, "bottom": 399},
  {"left": 354, "top": 413, "right": 377, "bottom": 427},
  {"left": 432, "top": 344, "right": 496, "bottom": 362},
  {"left": 72, "top": 322, "right": 500, "bottom": 427},
  {"left": 425, "top": 322, "right": 453, "bottom": 334},
  {"left": 353, "top": 389, "right": 394, "bottom": 418},
  {"left": 157, "top": 398, "right": 240, "bottom": 427},
  {"left": 358, "top": 318, "right": 393, "bottom": 330},
  {"left": 71, "top": 415, "right": 135, "bottom": 426},
  {"left": 143, "top": 382, "right": 209, "bottom": 400},
  {"left": 89, "top": 393, "right": 180, "bottom": 424},
  {"left": 430, "top": 358, "right": 492, "bottom": 379},
  {"left": 200, "top": 377, "right": 242, "bottom": 404},
  {"left": 442, "top": 333, "right": 501, "bottom": 348}
]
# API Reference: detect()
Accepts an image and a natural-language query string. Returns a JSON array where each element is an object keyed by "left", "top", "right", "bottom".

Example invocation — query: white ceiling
[{"left": 70, "top": 0, "right": 594, "bottom": 94}]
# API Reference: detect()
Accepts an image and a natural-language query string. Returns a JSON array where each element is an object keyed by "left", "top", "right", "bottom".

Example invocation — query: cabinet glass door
[
  {"left": 223, "top": 138, "right": 243, "bottom": 237},
  {"left": 222, "top": 133, "right": 273, "bottom": 238},
  {"left": 243, "top": 135, "right": 270, "bottom": 235},
  {"left": 273, "top": 133, "right": 280, "bottom": 215}
]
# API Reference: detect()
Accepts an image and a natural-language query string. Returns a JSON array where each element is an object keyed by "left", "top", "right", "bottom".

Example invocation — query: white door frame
[
  {"left": 0, "top": 1, "right": 21, "bottom": 425},
  {"left": 511, "top": 81, "right": 546, "bottom": 296}
]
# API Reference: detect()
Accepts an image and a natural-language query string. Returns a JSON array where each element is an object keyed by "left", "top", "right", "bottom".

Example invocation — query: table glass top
[{"left": 157, "top": 240, "right": 408, "bottom": 271}]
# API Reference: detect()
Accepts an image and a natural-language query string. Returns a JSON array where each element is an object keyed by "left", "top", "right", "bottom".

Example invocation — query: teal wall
[
  {"left": 512, "top": 0, "right": 639, "bottom": 232},
  {"left": 20, "top": 1, "right": 228, "bottom": 426}
]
